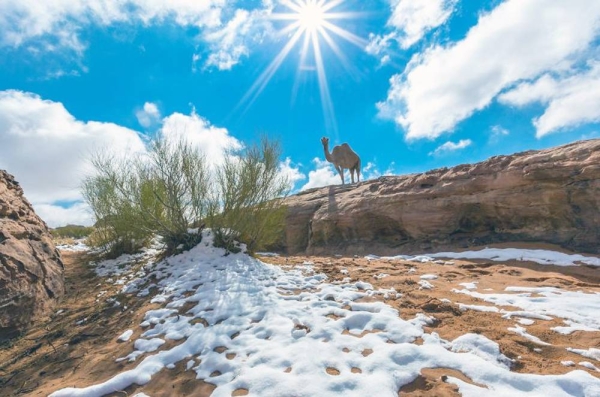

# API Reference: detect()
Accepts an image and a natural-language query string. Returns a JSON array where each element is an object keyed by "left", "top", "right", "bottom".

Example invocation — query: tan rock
[
  {"left": 0, "top": 170, "right": 64, "bottom": 342},
  {"left": 280, "top": 139, "right": 600, "bottom": 255}
]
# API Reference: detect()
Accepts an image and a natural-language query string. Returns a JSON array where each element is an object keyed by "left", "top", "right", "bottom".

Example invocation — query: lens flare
[{"left": 238, "top": 0, "right": 366, "bottom": 136}]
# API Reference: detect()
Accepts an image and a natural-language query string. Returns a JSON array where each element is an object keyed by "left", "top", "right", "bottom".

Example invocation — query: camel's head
[{"left": 320, "top": 137, "right": 329, "bottom": 146}]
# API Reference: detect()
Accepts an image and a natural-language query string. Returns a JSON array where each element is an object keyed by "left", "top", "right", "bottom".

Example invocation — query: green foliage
[
  {"left": 82, "top": 157, "right": 154, "bottom": 256},
  {"left": 82, "top": 134, "right": 289, "bottom": 257},
  {"left": 208, "top": 137, "right": 289, "bottom": 254},
  {"left": 50, "top": 225, "right": 94, "bottom": 239},
  {"left": 82, "top": 137, "right": 209, "bottom": 256}
]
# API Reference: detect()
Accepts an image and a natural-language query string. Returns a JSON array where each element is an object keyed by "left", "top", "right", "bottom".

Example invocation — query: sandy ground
[{"left": 0, "top": 245, "right": 599, "bottom": 396}]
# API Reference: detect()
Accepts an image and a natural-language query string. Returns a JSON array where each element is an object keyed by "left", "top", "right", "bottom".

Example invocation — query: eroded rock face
[
  {"left": 281, "top": 139, "right": 600, "bottom": 256},
  {"left": 0, "top": 170, "right": 64, "bottom": 342}
]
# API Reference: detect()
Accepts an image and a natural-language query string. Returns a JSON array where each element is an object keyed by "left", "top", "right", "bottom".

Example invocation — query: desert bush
[
  {"left": 83, "top": 140, "right": 209, "bottom": 255},
  {"left": 208, "top": 137, "right": 289, "bottom": 254},
  {"left": 82, "top": 157, "right": 154, "bottom": 256},
  {"left": 82, "top": 134, "right": 288, "bottom": 257}
]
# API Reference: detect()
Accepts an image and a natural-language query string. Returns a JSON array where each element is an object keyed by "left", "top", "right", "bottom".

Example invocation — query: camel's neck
[{"left": 322, "top": 143, "right": 334, "bottom": 163}]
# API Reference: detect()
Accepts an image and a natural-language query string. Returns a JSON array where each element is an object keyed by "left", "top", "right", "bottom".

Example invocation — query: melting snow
[
  {"left": 507, "top": 325, "right": 551, "bottom": 346},
  {"left": 117, "top": 330, "right": 134, "bottom": 342},
  {"left": 459, "top": 281, "right": 478, "bottom": 290},
  {"left": 56, "top": 240, "right": 90, "bottom": 252},
  {"left": 567, "top": 348, "right": 600, "bottom": 361},
  {"left": 50, "top": 236, "right": 600, "bottom": 397},
  {"left": 367, "top": 248, "right": 600, "bottom": 267},
  {"left": 427, "top": 248, "right": 600, "bottom": 267},
  {"left": 454, "top": 286, "right": 600, "bottom": 335}
]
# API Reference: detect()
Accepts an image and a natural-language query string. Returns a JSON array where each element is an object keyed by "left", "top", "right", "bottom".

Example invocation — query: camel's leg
[
  {"left": 350, "top": 168, "right": 355, "bottom": 184},
  {"left": 337, "top": 166, "right": 344, "bottom": 185}
]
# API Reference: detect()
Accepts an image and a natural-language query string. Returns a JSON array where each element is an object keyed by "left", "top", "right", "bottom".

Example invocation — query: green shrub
[
  {"left": 82, "top": 134, "right": 288, "bottom": 257},
  {"left": 208, "top": 137, "right": 289, "bottom": 254}
]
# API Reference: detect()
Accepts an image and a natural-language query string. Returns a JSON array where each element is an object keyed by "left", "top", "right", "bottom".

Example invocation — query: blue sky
[{"left": 1, "top": 0, "right": 600, "bottom": 227}]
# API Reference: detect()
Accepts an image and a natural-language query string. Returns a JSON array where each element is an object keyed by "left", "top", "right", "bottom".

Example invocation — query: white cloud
[
  {"left": 0, "top": 0, "right": 272, "bottom": 71},
  {"left": 203, "top": 8, "right": 270, "bottom": 71},
  {"left": 489, "top": 125, "right": 510, "bottom": 143},
  {"left": 35, "top": 202, "right": 94, "bottom": 228},
  {"left": 499, "top": 64, "right": 600, "bottom": 137},
  {"left": 0, "top": 89, "right": 146, "bottom": 226},
  {"left": 301, "top": 157, "right": 343, "bottom": 190},
  {"left": 0, "top": 90, "right": 246, "bottom": 227},
  {"left": 300, "top": 158, "right": 395, "bottom": 190},
  {"left": 378, "top": 0, "right": 600, "bottom": 140},
  {"left": 160, "top": 109, "right": 243, "bottom": 167},
  {"left": 361, "top": 161, "right": 396, "bottom": 180},
  {"left": 278, "top": 157, "right": 306, "bottom": 190},
  {"left": 136, "top": 102, "right": 161, "bottom": 128},
  {"left": 0, "top": 1, "right": 223, "bottom": 48},
  {"left": 429, "top": 139, "right": 472, "bottom": 156},
  {"left": 367, "top": 0, "right": 457, "bottom": 59}
]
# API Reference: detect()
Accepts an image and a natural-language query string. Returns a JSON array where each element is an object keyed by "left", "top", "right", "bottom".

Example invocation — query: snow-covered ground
[
  {"left": 55, "top": 239, "right": 90, "bottom": 252},
  {"left": 366, "top": 247, "right": 600, "bottom": 267},
  {"left": 50, "top": 236, "right": 600, "bottom": 396}
]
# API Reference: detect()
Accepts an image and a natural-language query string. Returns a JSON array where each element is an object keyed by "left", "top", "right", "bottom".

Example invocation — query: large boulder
[
  {"left": 0, "top": 170, "right": 64, "bottom": 342},
  {"left": 281, "top": 139, "right": 600, "bottom": 256}
]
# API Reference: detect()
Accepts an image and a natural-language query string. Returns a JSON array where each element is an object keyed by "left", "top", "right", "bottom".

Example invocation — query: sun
[
  {"left": 297, "top": 1, "right": 326, "bottom": 31},
  {"left": 238, "top": 0, "right": 366, "bottom": 136}
]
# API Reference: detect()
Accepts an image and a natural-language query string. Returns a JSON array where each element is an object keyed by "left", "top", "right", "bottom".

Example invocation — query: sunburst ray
[{"left": 238, "top": 0, "right": 366, "bottom": 135}]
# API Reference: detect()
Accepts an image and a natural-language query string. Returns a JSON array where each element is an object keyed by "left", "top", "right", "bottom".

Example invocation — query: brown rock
[
  {"left": 280, "top": 139, "right": 600, "bottom": 256},
  {"left": 0, "top": 170, "right": 64, "bottom": 342}
]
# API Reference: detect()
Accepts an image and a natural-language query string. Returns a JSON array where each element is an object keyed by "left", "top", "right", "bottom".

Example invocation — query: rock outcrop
[
  {"left": 281, "top": 139, "right": 600, "bottom": 256},
  {"left": 0, "top": 170, "right": 64, "bottom": 342}
]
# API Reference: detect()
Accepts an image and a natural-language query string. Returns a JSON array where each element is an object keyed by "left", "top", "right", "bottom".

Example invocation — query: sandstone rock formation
[
  {"left": 281, "top": 139, "right": 600, "bottom": 256},
  {"left": 0, "top": 170, "right": 64, "bottom": 342}
]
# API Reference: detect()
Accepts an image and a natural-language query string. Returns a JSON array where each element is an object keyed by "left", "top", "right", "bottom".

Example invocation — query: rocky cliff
[
  {"left": 0, "top": 170, "right": 64, "bottom": 342},
  {"left": 281, "top": 139, "right": 600, "bottom": 256}
]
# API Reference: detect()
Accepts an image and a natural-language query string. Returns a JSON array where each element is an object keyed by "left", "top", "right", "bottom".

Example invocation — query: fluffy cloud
[
  {"left": 0, "top": 1, "right": 223, "bottom": 47},
  {"left": 429, "top": 139, "right": 472, "bottom": 156},
  {"left": 367, "top": 0, "right": 457, "bottom": 58},
  {"left": 203, "top": 8, "right": 271, "bottom": 70},
  {"left": 35, "top": 202, "right": 94, "bottom": 228},
  {"left": 300, "top": 158, "right": 394, "bottom": 190},
  {"left": 300, "top": 158, "right": 341, "bottom": 190},
  {"left": 0, "top": 0, "right": 271, "bottom": 70},
  {"left": 499, "top": 64, "right": 600, "bottom": 137},
  {"left": 0, "top": 90, "right": 251, "bottom": 227},
  {"left": 378, "top": 0, "right": 600, "bottom": 140},
  {"left": 160, "top": 110, "right": 243, "bottom": 166},
  {"left": 278, "top": 157, "right": 306, "bottom": 190},
  {"left": 136, "top": 102, "right": 161, "bottom": 128},
  {"left": 0, "top": 90, "right": 146, "bottom": 226}
]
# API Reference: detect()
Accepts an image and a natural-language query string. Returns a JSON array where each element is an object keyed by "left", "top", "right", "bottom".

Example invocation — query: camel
[{"left": 320, "top": 137, "right": 361, "bottom": 185}]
